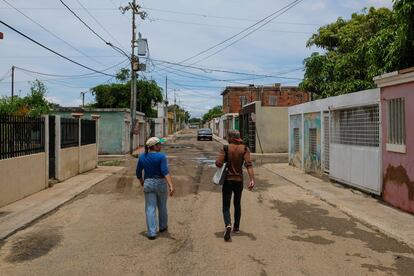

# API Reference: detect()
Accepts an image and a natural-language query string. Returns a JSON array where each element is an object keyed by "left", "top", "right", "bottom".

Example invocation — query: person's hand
[
  {"left": 139, "top": 179, "right": 144, "bottom": 186},
  {"left": 248, "top": 180, "right": 255, "bottom": 191},
  {"left": 169, "top": 186, "right": 175, "bottom": 197}
]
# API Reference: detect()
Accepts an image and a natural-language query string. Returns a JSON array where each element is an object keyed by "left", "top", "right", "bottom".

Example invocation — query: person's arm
[
  {"left": 161, "top": 154, "right": 174, "bottom": 196},
  {"left": 215, "top": 148, "right": 225, "bottom": 168},
  {"left": 136, "top": 158, "right": 144, "bottom": 186},
  {"left": 244, "top": 148, "right": 255, "bottom": 191}
]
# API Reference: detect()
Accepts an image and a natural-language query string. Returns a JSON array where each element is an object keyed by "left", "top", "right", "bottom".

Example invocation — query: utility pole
[
  {"left": 120, "top": 0, "right": 147, "bottom": 154},
  {"left": 164, "top": 75, "right": 168, "bottom": 136},
  {"left": 173, "top": 89, "right": 177, "bottom": 132},
  {"left": 80, "top": 91, "right": 87, "bottom": 107},
  {"left": 11, "top": 66, "right": 15, "bottom": 101}
]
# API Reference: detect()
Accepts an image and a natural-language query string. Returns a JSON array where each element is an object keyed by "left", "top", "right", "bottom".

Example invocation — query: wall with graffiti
[
  {"left": 289, "top": 114, "right": 302, "bottom": 168},
  {"left": 303, "top": 112, "right": 322, "bottom": 173}
]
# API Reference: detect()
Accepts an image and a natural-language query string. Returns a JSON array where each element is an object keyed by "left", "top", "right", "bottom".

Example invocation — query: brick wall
[{"left": 222, "top": 85, "right": 310, "bottom": 114}]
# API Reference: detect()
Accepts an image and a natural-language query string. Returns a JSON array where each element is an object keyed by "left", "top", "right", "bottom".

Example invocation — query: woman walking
[{"left": 136, "top": 137, "right": 175, "bottom": 240}]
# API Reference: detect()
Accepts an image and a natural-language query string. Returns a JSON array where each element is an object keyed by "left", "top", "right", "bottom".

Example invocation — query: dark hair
[{"left": 145, "top": 145, "right": 149, "bottom": 154}]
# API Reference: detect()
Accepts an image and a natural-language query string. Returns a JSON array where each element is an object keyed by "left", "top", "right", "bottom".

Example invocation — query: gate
[{"left": 49, "top": 116, "right": 56, "bottom": 179}]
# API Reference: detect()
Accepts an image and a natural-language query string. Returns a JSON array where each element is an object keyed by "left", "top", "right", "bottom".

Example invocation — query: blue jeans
[{"left": 143, "top": 178, "right": 168, "bottom": 237}]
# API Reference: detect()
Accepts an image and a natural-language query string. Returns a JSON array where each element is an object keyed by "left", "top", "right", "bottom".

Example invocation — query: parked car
[{"left": 197, "top": 128, "right": 213, "bottom": 141}]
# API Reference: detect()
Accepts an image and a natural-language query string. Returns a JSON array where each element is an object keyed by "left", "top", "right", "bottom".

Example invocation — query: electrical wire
[
  {"left": 0, "top": 69, "right": 12, "bottom": 82},
  {"left": 1, "top": 0, "right": 108, "bottom": 67},
  {"left": 58, "top": 0, "right": 128, "bottom": 58},
  {"left": 75, "top": 0, "right": 128, "bottom": 52},
  {"left": 152, "top": 59, "right": 303, "bottom": 80},
  {"left": 13, "top": 59, "right": 128, "bottom": 79},
  {"left": 190, "top": 0, "right": 305, "bottom": 65},
  {"left": 0, "top": 19, "right": 117, "bottom": 77},
  {"left": 149, "top": 18, "right": 312, "bottom": 35},
  {"left": 155, "top": 0, "right": 305, "bottom": 72}
]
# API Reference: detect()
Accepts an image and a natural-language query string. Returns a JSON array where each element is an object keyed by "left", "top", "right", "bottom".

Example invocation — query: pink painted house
[{"left": 375, "top": 68, "right": 414, "bottom": 214}]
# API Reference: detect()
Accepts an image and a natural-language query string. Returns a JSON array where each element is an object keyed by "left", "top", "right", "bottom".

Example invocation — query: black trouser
[{"left": 222, "top": 180, "right": 243, "bottom": 228}]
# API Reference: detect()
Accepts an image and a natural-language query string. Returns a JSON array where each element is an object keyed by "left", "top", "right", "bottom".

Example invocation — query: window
[
  {"left": 309, "top": 128, "right": 317, "bottom": 156},
  {"left": 294, "top": 128, "right": 300, "bottom": 153},
  {"left": 387, "top": 98, "right": 406, "bottom": 153},
  {"left": 331, "top": 105, "right": 380, "bottom": 147},
  {"left": 240, "top": 96, "right": 248, "bottom": 107},
  {"left": 269, "top": 96, "right": 277, "bottom": 106}
]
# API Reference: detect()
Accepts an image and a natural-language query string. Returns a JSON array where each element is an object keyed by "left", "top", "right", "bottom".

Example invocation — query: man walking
[{"left": 216, "top": 130, "right": 255, "bottom": 241}]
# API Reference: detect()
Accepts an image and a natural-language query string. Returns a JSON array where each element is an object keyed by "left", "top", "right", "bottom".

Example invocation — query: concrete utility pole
[
  {"left": 80, "top": 91, "right": 87, "bottom": 107},
  {"left": 120, "top": 0, "right": 147, "bottom": 154},
  {"left": 164, "top": 75, "right": 168, "bottom": 136}
]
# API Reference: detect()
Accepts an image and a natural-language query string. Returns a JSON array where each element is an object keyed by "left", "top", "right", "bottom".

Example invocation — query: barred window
[
  {"left": 331, "top": 105, "right": 379, "bottom": 147},
  {"left": 387, "top": 98, "right": 405, "bottom": 145},
  {"left": 269, "top": 96, "right": 277, "bottom": 106},
  {"left": 309, "top": 128, "right": 317, "bottom": 155},
  {"left": 294, "top": 128, "right": 300, "bottom": 153}
]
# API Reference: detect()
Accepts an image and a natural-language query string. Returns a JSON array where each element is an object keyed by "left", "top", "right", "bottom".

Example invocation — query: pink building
[{"left": 375, "top": 68, "right": 414, "bottom": 214}]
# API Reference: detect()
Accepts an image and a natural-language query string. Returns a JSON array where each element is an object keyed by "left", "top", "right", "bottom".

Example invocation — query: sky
[{"left": 0, "top": 0, "right": 393, "bottom": 117}]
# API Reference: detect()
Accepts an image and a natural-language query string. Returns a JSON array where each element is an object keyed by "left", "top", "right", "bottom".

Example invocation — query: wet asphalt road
[{"left": 0, "top": 129, "right": 414, "bottom": 275}]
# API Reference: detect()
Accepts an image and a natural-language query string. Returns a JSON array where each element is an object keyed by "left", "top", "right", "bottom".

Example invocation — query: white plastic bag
[{"left": 213, "top": 163, "right": 227, "bottom": 185}]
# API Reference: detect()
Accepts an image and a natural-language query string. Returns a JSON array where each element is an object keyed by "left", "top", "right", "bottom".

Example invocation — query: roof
[
  {"left": 221, "top": 84, "right": 299, "bottom": 95},
  {"left": 374, "top": 67, "right": 414, "bottom": 88}
]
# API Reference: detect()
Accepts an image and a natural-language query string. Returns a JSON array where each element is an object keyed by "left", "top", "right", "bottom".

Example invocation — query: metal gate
[
  {"left": 49, "top": 116, "right": 55, "bottom": 179},
  {"left": 323, "top": 113, "right": 330, "bottom": 172}
]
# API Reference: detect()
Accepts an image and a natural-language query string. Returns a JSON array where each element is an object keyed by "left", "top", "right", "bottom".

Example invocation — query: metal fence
[
  {"left": 0, "top": 115, "right": 45, "bottom": 160},
  {"left": 331, "top": 105, "right": 380, "bottom": 147},
  {"left": 61, "top": 118, "right": 79, "bottom": 148},
  {"left": 81, "top": 119, "right": 96, "bottom": 145}
]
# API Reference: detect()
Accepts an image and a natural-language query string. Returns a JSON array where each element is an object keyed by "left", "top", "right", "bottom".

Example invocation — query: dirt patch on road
[
  {"left": 270, "top": 199, "right": 414, "bottom": 255},
  {"left": 4, "top": 228, "right": 62, "bottom": 263},
  {"left": 288, "top": 235, "right": 335, "bottom": 245}
]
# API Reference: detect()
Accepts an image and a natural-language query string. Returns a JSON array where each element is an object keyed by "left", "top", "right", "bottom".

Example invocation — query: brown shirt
[{"left": 216, "top": 143, "right": 253, "bottom": 182}]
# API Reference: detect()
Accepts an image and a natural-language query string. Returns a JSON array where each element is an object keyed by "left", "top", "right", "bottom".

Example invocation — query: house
[
  {"left": 374, "top": 68, "right": 414, "bottom": 214},
  {"left": 54, "top": 108, "right": 146, "bottom": 155},
  {"left": 288, "top": 88, "right": 381, "bottom": 194},
  {"left": 221, "top": 84, "right": 310, "bottom": 140}
]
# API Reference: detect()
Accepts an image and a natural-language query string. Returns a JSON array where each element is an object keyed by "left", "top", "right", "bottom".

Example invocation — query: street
[{"left": 0, "top": 129, "right": 413, "bottom": 276}]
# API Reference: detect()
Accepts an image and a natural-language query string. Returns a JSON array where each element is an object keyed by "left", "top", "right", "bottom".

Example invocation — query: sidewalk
[
  {"left": 0, "top": 166, "right": 123, "bottom": 240},
  {"left": 264, "top": 163, "right": 414, "bottom": 249}
]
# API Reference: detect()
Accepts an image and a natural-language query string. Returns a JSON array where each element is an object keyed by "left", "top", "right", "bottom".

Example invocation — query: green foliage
[
  {"left": 189, "top": 118, "right": 201, "bottom": 124},
  {"left": 0, "top": 79, "right": 54, "bottom": 116},
  {"left": 202, "top": 105, "right": 224, "bottom": 123},
  {"left": 301, "top": 3, "right": 414, "bottom": 99},
  {"left": 91, "top": 69, "right": 164, "bottom": 118}
]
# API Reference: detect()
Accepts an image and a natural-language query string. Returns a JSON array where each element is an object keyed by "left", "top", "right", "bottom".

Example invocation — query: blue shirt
[{"left": 136, "top": 152, "right": 169, "bottom": 179}]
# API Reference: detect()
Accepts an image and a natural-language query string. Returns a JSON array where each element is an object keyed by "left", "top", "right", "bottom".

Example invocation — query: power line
[
  {"left": 149, "top": 18, "right": 313, "bottom": 35},
  {"left": 155, "top": 0, "right": 305, "bottom": 72},
  {"left": 142, "top": 6, "right": 319, "bottom": 26},
  {"left": 0, "top": 19, "right": 117, "bottom": 77},
  {"left": 1, "top": 0, "right": 107, "bottom": 67},
  {"left": 13, "top": 59, "right": 128, "bottom": 79},
  {"left": 190, "top": 0, "right": 305, "bottom": 65},
  {"left": 152, "top": 59, "right": 303, "bottom": 80},
  {"left": 74, "top": 0, "right": 127, "bottom": 52},
  {"left": 58, "top": 0, "right": 128, "bottom": 58}
]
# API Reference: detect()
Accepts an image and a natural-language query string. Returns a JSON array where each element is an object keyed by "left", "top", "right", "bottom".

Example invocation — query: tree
[
  {"left": 0, "top": 79, "right": 54, "bottom": 116},
  {"left": 202, "top": 105, "right": 224, "bottom": 123},
  {"left": 300, "top": 4, "right": 414, "bottom": 99},
  {"left": 91, "top": 69, "right": 163, "bottom": 117}
]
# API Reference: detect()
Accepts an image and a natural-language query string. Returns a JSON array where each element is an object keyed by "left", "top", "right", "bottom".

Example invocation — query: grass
[{"left": 98, "top": 160, "right": 122, "bottom": 166}]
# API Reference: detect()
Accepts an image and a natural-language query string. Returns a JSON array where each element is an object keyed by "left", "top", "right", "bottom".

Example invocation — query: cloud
[{"left": 0, "top": 0, "right": 393, "bottom": 117}]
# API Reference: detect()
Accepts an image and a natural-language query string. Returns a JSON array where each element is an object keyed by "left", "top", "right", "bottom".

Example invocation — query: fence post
[
  {"left": 92, "top": 115, "right": 101, "bottom": 166},
  {"left": 55, "top": 116, "right": 61, "bottom": 181},
  {"left": 43, "top": 115, "right": 49, "bottom": 188}
]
